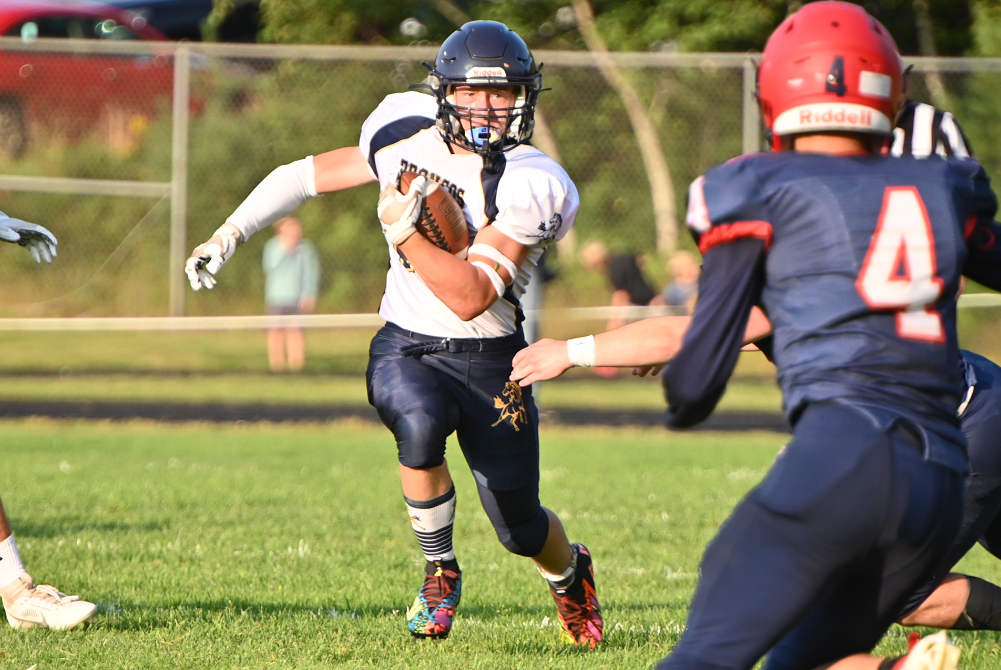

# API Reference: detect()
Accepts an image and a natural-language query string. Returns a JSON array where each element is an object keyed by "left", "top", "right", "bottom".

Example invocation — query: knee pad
[
  {"left": 394, "top": 408, "right": 451, "bottom": 470},
  {"left": 478, "top": 483, "right": 549, "bottom": 557},
  {"left": 366, "top": 341, "right": 459, "bottom": 470}
]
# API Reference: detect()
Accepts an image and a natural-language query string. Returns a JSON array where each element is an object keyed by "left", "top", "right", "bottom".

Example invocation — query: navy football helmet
[{"left": 424, "top": 21, "right": 542, "bottom": 155}]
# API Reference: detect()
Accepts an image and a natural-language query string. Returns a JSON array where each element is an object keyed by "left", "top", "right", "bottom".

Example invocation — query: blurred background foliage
[
  {"left": 241, "top": 0, "right": 974, "bottom": 55},
  {"left": 2, "top": 0, "right": 1001, "bottom": 363},
  {"left": 0, "top": 51, "right": 744, "bottom": 318}
]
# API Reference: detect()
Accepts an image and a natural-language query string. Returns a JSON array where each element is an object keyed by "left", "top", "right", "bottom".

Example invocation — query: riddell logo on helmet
[
  {"left": 773, "top": 102, "right": 891, "bottom": 135},
  {"left": 467, "top": 67, "right": 506, "bottom": 78},
  {"left": 799, "top": 108, "right": 871, "bottom": 126}
]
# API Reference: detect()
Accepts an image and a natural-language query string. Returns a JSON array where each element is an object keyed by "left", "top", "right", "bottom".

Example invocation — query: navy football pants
[
  {"left": 658, "top": 402, "right": 964, "bottom": 670},
  {"left": 366, "top": 323, "right": 550, "bottom": 558},
  {"left": 898, "top": 364, "right": 1001, "bottom": 617}
]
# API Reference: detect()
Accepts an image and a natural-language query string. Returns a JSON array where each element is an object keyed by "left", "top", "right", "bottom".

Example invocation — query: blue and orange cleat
[
  {"left": 406, "top": 563, "right": 462, "bottom": 639},
  {"left": 549, "top": 543, "right": 603, "bottom": 648}
]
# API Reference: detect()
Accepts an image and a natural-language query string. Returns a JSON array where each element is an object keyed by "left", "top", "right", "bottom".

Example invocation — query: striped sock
[{"left": 405, "top": 488, "right": 457, "bottom": 565}]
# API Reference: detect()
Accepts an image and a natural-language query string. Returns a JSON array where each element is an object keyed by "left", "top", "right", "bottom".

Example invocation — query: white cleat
[
  {"left": 1, "top": 574, "right": 97, "bottom": 631},
  {"left": 899, "top": 631, "right": 960, "bottom": 670}
]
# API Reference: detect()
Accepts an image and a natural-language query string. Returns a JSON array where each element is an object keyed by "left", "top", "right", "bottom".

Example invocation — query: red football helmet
[{"left": 758, "top": 1, "right": 905, "bottom": 150}]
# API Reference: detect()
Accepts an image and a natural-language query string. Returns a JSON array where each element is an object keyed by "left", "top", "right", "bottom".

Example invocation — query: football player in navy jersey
[
  {"left": 517, "top": 2, "right": 1001, "bottom": 668},
  {"left": 0, "top": 216, "right": 97, "bottom": 631},
  {"left": 655, "top": 1, "right": 990, "bottom": 661},
  {"left": 182, "top": 21, "right": 602, "bottom": 647},
  {"left": 513, "top": 102, "right": 1001, "bottom": 637},
  {"left": 513, "top": 77, "right": 1001, "bottom": 638}
]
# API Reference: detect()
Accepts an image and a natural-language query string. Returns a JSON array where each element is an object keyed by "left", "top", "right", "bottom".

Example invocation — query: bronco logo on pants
[{"left": 492, "top": 382, "right": 527, "bottom": 431}]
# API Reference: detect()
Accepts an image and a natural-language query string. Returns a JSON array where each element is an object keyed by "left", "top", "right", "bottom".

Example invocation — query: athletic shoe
[
  {"left": 898, "top": 631, "right": 960, "bottom": 670},
  {"left": 406, "top": 563, "right": 462, "bottom": 639},
  {"left": 548, "top": 543, "right": 603, "bottom": 648},
  {"left": 1, "top": 574, "right": 98, "bottom": 631}
]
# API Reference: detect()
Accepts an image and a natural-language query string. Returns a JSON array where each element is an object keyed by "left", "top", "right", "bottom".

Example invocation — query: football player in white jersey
[
  {"left": 1, "top": 217, "right": 97, "bottom": 630},
  {"left": 184, "top": 21, "right": 602, "bottom": 647}
]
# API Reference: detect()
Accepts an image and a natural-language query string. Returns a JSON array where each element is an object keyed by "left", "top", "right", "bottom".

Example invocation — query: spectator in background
[
  {"left": 580, "top": 240, "right": 663, "bottom": 377},
  {"left": 661, "top": 250, "right": 700, "bottom": 315},
  {"left": 263, "top": 216, "right": 319, "bottom": 372}
]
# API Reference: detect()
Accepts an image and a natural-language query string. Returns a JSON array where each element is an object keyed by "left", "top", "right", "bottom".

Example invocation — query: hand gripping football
[{"left": 398, "top": 171, "right": 469, "bottom": 256}]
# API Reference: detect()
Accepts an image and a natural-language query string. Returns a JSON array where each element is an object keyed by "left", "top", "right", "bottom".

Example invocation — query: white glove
[
  {"left": 378, "top": 175, "right": 428, "bottom": 246},
  {"left": 184, "top": 223, "right": 243, "bottom": 291},
  {"left": 0, "top": 216, "right": 57, "bottom": 263}
]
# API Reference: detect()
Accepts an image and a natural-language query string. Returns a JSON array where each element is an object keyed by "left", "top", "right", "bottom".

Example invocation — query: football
[{"left": 398, "top": 170, "right": 469, "bottom": 256}]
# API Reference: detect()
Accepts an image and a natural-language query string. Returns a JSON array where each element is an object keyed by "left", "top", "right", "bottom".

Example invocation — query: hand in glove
[
  {"left": 0, "top": 216, "right": 58, "bottom": 263},
  {"left": 377, "top": 174, "right": 428, "bottom": 246},
  {"left": 184, "top": 223, "right": 243, "bottom": 291}
]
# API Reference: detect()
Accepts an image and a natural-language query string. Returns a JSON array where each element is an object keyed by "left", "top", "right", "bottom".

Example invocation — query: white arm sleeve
[{"left": 225, "top": 156, "right": 318, "bottom": 240}]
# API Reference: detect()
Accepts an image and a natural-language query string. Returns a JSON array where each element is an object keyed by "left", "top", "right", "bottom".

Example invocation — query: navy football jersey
[{"left": 664, "top": 152, "right": 1001, "bottom": 471}]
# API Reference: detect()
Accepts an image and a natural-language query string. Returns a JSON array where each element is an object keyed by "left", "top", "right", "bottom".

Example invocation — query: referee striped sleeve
[{"left": 892, "top": 100, "right": 975, "bottom": 158}]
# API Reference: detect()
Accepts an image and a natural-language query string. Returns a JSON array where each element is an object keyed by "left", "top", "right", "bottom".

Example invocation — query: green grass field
[
  {"left": 3, "top": 420, "right": 1001, "bottom": 669},
  {"left": 0, "top": 327, "right": 784, "bottom": 414},
  {"left": 0, "top": 371, "right": 784, "bottom": 415}
]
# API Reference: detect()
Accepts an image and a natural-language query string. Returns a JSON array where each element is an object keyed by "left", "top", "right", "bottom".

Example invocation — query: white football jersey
[{"left": 359, "top": 91, "right": 578, "bottom": 339}]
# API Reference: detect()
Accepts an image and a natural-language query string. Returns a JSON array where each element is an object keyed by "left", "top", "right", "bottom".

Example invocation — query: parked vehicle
[
  {"left": 0, "top": 1, "right": 174, "bottom": 157},
  {"left": 103, "top": 0, "right": 213, "bottom": 41}
]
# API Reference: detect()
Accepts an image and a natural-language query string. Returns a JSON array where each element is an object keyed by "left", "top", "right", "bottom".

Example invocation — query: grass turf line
[
  {"left": 0, "top": 372, "right": 783, "bottom": 414},
  {"left": 1, "top": 420, "right": 998, "bottom": 668}
]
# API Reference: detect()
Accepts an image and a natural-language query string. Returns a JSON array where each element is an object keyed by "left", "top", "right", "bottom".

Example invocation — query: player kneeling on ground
[
  {"left": 1, "top": 215, "right": 96, "bottom": 631},
  {"left": 184, "top": 21, "right": 601, "bottom": 647}
]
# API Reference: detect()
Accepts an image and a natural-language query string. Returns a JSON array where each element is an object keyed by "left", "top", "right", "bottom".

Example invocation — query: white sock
[
  {"left": 405, "top": 488, "right": 457, "bottom": 562},
  {"left": 540, "top": 546, "right": 577, "bottom": 589},
  {"left": 0, "top": 535, "right": 27, "bottom": 589}
]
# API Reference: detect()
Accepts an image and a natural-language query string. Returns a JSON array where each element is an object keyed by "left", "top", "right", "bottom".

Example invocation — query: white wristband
[
  {"left": 472, "top": 261, "right": 506, "bottom": 298},
  {"left": 567, "top": 335, "right": 596, "bottom": 367}
]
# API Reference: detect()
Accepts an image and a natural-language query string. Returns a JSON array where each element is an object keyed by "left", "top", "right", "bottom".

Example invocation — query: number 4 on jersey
[{"left": 857, "top": 187, "right": 945, "bottom": 342}]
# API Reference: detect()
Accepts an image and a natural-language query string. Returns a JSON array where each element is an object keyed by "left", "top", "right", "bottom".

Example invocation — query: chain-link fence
[{"left": 0, "top": 39, "right": 996, "bottom": 321}]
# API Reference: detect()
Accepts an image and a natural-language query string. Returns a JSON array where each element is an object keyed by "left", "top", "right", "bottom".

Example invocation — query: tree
[
  {"left": 253, "top": 0, "right": 460, "bottom": 45},
  {"left": 240, "top": 0, "right": 978, "bottom": 264},
  {"left": 246, "top": 1, "right": 975, "bottom": 56}
]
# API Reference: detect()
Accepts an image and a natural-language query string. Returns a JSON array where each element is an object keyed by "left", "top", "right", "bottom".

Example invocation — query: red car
[{"left": 0, "top": 0, "right": 174, "bottom": 157}]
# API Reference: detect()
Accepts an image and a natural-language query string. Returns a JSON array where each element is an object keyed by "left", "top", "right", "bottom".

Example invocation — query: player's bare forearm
[
  {"left": 397, "top": 225, "right": 529, "bottom": 321},
  {"left": 313, "top": 147, "right": 377, "bottom": 193},
  {"left": 401, "top": 235, "right": 497, "bottom": 320},
  {"left": 510, "top": 317, "right": 689, "bottom": 386},
  {"left": 510, "top": 307, "right": 774, "bottom": 386},
  {"left": 596, "top": 316, "right": 691, "bottom": 366}
]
